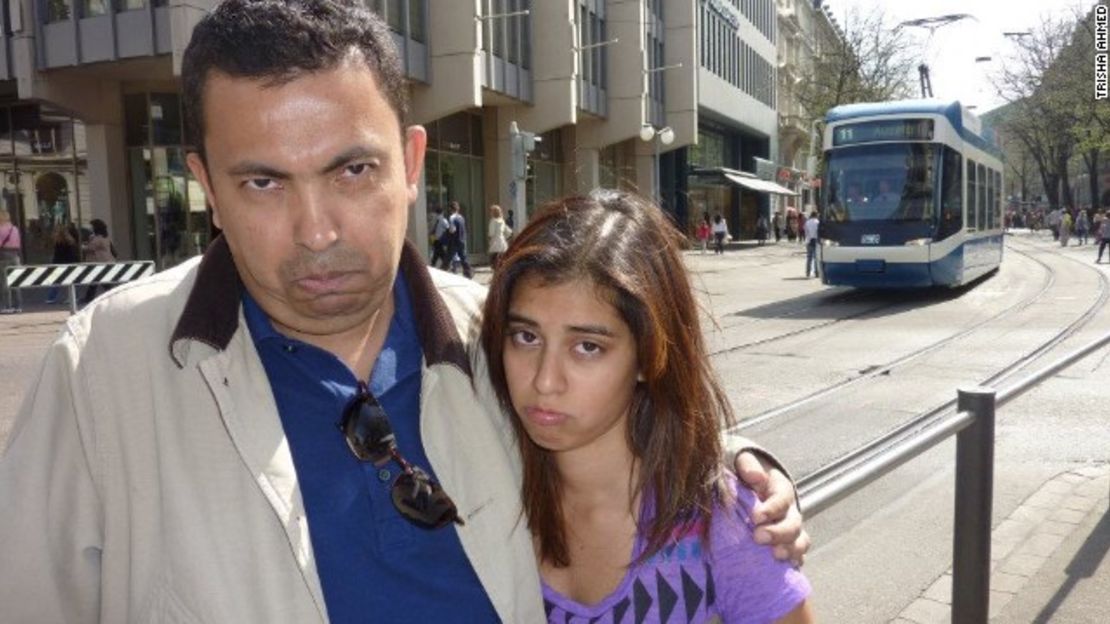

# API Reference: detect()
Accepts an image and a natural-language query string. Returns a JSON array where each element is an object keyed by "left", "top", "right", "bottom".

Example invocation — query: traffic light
[{"left": 510, "top": 121, "right": 540, "bottom": 180}]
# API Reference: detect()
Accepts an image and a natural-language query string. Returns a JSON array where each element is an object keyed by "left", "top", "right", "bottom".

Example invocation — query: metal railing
[{"left": 798, "top": 329, "right": 1110, "bottom": 623}]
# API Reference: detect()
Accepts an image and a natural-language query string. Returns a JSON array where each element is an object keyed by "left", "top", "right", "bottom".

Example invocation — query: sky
[{"left": 825, "top": 0, "right": 1093, "bottom": 113}]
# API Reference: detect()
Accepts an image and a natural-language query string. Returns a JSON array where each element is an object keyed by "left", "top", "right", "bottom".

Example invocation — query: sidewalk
[{"left": 895, "top": 464, "right": 1110, "bottom": 623}]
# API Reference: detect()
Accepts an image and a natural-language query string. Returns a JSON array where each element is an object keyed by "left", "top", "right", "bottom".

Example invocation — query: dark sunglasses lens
[
  {"left": 392, "top": 469, "right": 463, "bottom": 528},
  {"left": 342, "top": 398, "right": 394, "bottom": 464}
]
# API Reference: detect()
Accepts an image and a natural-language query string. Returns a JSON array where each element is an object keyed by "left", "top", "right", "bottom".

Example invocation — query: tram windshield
[{"left": 823, "top": 143, "right": 938, "bottom": 223}]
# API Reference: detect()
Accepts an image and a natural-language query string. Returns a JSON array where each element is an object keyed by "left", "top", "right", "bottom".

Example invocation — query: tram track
[
  {"left": 790, "top": 238, "right": 1110, "bottom": 494},
  {"left": 727, "top": 240, "right": 1061, "bottom": 432}
]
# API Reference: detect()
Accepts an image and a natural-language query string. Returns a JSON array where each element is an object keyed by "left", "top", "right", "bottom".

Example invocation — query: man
[
  {"left": 447, "top": 200, "right": 473, "bottom": 278},
  {"left": 428, "top": 204, "right": 450, "bottom": 269},
  {"left": 804, "top": 210, "right": 821, "bottom": 278},
  {"left": 0, "top": 1, "right": 806, "bottom": 622}
]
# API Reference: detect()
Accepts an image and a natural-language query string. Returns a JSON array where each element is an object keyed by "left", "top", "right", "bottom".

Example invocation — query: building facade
[
  {"left": 1, "top": 0, "right": 800, "bottom": 270},
  {"left": 775, "top": 0, "right": 844, "bottom": 214}
]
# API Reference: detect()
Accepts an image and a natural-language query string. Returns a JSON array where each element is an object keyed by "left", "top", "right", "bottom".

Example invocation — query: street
[{"left": 1, "top": 231, "right": 1107, "bottom": 622}]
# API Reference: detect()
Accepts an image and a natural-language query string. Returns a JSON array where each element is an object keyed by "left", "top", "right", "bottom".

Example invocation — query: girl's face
[{"left": 503, "top": 275, "right": 640, "bottom": 456}]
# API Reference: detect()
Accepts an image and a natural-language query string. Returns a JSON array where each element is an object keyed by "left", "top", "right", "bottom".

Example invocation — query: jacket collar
[{"left": 169, "top": 235, "right": 471, "bottom": 376}]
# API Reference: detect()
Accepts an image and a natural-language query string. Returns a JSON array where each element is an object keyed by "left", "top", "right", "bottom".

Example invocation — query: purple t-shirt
[{"left": 542, "top": 475, "right": 810, "bottom": 623}]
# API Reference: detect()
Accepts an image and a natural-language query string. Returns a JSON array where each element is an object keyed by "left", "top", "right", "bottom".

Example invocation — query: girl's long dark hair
[{"left": 479, "top": 190, "right": 735, "bottom": 567}]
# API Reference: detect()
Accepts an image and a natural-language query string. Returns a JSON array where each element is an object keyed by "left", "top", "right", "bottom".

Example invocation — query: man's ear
[
  {"left": 186, "top": 152, "right": 221, "bottom": 230},
  {"left": 403, "top": 125, "right": 428, "bottom": 206}
]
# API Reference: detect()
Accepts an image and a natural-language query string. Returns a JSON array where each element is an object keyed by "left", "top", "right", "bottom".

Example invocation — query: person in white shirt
[
  {"left": 711, "top": 213, "right": 729, "bottom": 254},
  {"left": 487, "top": 204, "right": 512, "bottom": 268},
  {"left": 804, "top": 211, "right": 820, "bottom": 278}
]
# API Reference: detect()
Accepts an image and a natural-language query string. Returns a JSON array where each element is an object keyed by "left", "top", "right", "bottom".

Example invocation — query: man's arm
[
  {"left": 725, "top": 434, "right": 811, "bottom": 565},
  {"left": 0, "top": 330, "right": 104, "bottom": 622}
]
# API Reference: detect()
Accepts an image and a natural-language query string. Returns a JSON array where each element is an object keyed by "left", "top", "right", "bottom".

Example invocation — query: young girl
[
  {"left": 696, "top": 215, "right": 711, "bottom": 254},
  {"left": 480, "top": 191, "right": 812, "bottom": 623}
]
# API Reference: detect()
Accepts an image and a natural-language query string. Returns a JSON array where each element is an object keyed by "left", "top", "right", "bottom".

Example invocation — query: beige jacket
[{"left": 0, "top": 239, "right": 543, "bottom": 623}]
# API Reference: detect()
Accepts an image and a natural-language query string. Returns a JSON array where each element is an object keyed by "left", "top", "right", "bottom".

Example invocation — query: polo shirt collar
[{"left": 169, "top": 235, "right": 471, "bottom": 377}]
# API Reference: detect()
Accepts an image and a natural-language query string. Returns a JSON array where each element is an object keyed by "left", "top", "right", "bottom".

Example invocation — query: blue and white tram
[{"left": 818, "top": 100, "right": 1004, "bottom": 288}]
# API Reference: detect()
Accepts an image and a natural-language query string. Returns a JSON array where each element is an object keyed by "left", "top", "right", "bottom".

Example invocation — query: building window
[
  {"left": 117, "top": 0, "right": 146, "bottom": 11},
  {"left": 409, "top": 0, "right": 425, "bottom": 42},
  {"left": 83, "top": 0, "right": 109, "bottom": 17},
  {"left": 44, "top": 0, "right": 71, "bottom": 22}
]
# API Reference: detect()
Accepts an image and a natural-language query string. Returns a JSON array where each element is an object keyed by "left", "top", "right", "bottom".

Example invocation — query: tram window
[
  {"left": 967, "top": 159, "right": 977, "bottom": 230},
  {"left": 990, "top": 167, "right": 999, "bottom": 228},
  {"left": 994, "top": 170, "right": 1002, "bottom": 227},
  {"left": 938, "top": 147, "right": 963, "bottom": 240},
  {"left": 981, "top": 164, "right": 990, "bottom": 232}
]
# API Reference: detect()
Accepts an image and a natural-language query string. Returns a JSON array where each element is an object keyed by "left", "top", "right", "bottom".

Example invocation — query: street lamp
[{"left": 640, "top": 124, "right": 674, "bottom": 204}]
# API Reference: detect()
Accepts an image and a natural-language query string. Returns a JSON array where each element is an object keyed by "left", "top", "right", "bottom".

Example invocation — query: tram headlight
[
  {"left": 904, "top": 238, "right": 933, "bottom": 246},
  {"left": 820, "top": 239, "right": 839, "bottom": 247}
]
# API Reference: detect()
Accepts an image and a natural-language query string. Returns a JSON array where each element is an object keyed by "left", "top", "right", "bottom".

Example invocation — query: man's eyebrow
[
  {"left": 319, "top": 145, "right": 386, "bottom": 174},
  {"left": 225, "top": 161, "right": 291, "bottom": 179},
  {"left": 223, "top": 145, "right": 387, "bottom": 179}
]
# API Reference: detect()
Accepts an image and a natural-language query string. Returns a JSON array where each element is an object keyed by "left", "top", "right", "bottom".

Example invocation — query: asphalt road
[{"left": 1, "top": 230, "right": 1107, "bottom": 621}]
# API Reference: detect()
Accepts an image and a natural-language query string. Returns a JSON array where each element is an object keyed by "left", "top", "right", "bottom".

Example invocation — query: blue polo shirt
[{"left": 242, "top": 273, "right": 498, "bottom": 623}]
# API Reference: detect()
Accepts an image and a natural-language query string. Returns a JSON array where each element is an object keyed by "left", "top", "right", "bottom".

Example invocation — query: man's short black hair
[{"left": 181, "top": 0, "right": 408, "bottom": 158}]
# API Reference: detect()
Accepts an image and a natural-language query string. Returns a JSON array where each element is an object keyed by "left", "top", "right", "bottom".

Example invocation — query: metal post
[
  {"left": 654, "top": 137, "right": 660, "bottom": 204},
  {"left": 952, "top": 387, "right": 996, "bottom": 623},
  {"left": 68, "top": 285, "right": 78, "bottom": 315}
]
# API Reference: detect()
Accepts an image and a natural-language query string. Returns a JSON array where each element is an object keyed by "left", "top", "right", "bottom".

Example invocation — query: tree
[
  {"left": 1068, "top": 3, "right": 1110, "bottom": 209},
  {"left": 993, "top": 5, "right": 1108, "bottom": 211},
  {"left": 796, "top": 7, "right": 917, "bottom": 121}
]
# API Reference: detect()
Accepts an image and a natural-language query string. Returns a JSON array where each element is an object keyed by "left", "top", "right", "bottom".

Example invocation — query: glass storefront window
[
  {"left": 126, "top": 92, "right": 209, "bottom": 270},
  {"left": 424, "top": 112, "right": 486, "bottom": 254},
  {"left": 124, "top": 94, "right": 149, "bottom": 146},
  {"left": 150, "top": 93, "right": 183, "bottom": 146},
  {"left": 118, "top": 0, "right": 147, "bottom": 11}
]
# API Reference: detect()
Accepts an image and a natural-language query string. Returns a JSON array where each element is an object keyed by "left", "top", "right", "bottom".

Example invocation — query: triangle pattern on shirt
[
  {"left": 656, "top": 569, "right": 678, "bottom": 623},
  {"left": 633, "top": 578, "right": 653, "bottom": 623},
  {"left": 613, "top": 596, "right": 631, "bottom": 624},
  {"left": 681, "top": 565, "right": 704, "bottom": 622}
]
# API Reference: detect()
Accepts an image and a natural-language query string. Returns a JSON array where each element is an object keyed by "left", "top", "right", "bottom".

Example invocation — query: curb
[{"left": 894, "top": 464, "right": 1110, "bottom": 623}]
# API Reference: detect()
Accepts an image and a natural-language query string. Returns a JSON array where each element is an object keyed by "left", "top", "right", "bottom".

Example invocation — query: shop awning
[{"left": 724, "top": 172, "right": 799, "bottom": 196}]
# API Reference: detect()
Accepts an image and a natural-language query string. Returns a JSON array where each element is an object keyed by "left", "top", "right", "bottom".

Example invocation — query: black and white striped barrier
[{"left": 4, "top": 261, "right": 156, "bottom": 314}]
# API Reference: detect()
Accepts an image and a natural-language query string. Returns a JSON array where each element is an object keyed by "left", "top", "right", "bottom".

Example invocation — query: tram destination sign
[{"left": 833, "top": 119, "right": 934, "bottom": 146}]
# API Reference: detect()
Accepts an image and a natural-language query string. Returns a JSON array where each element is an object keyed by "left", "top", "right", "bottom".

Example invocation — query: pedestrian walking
[
  {"left": 428, "top": 204, "right": 451, "bottom": 269},
  {"left": 804, "top": 210, "right": 820, "bottom": 278},
  {"left": 1075, "top": 210, "right": 1089, "bottom": 245},
  {"left": 45, "top": 222, "right": 81, "bottom": 304},
  {"left": 479, "top": 191, "right": 813, "bottom": 624},
  {"left": 486, "top": 204, "right": 512, "bottom": 269},
  {"left": 0, "top": 207, "right": 22, "bottom": 313},
  {"left": 446, "top": 200, "right": 473, "bottom": 278},
  {"left": 0, "top": 3, "right": 807, "bottom": 621},
  {"left": 1048, "top": 208, "right": 1062, "bottom": 240},
  {"left": 1096, "top": 214, "right": 1110, "bottom": 263},
  {"left": 80, "top": 218, "right": 117, "bottom": 305},
  {"left": 1059, "top": 210, "right": 1073, "bottom": 247},
  {"left": 696, "top": 214, "right": 711, "bottom": 254},
  {"left": 712, "top": 212, "right": 729, "bottom": 254},
  {"left": 773, "top": 210, "right": 784, "bottom": 242},
  {"left": 756, "top": 214, "right": 770, "bottom": 246}
]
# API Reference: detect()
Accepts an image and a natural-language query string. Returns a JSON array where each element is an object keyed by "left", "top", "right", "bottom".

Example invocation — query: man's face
[{"left": 187, "top": 57, "right": 426, "bottom": 339}]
